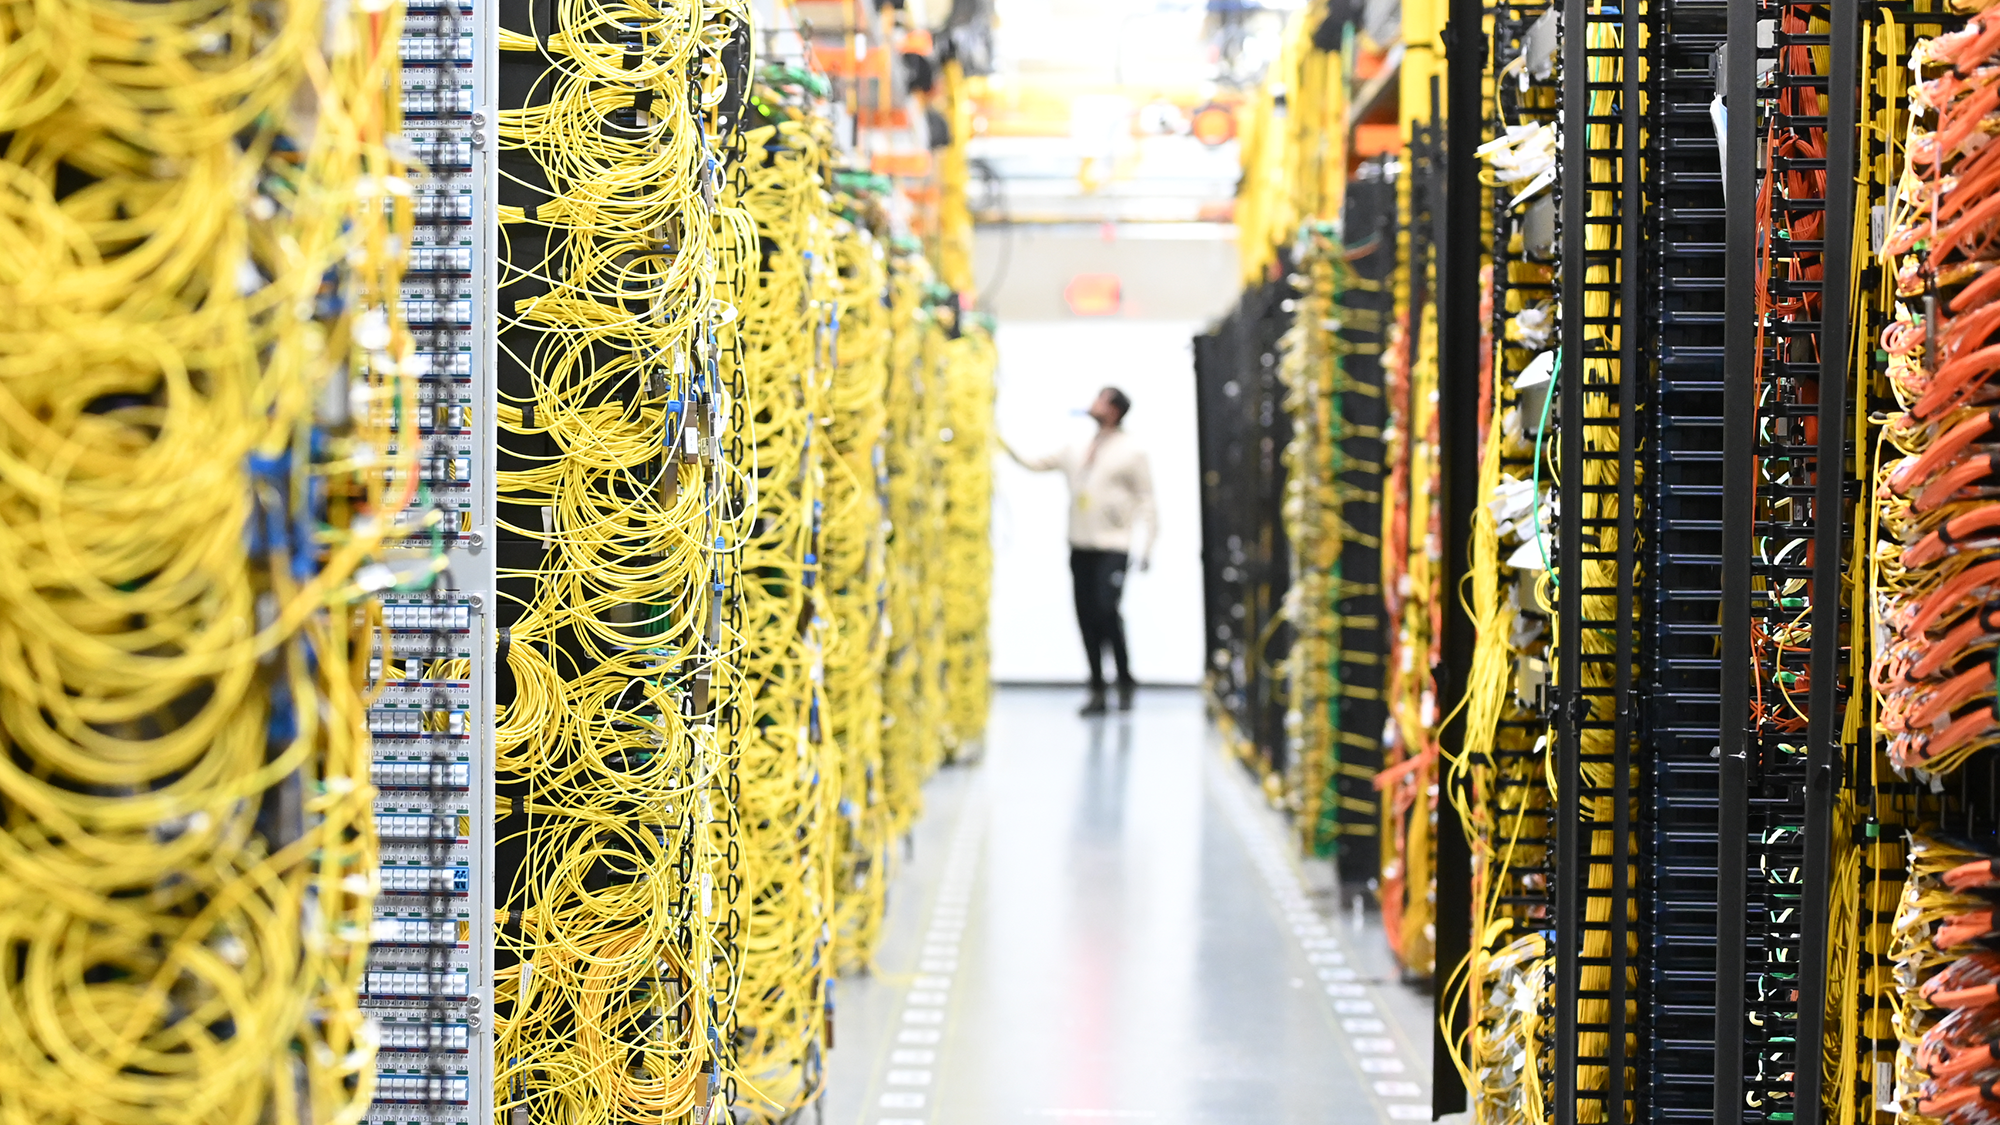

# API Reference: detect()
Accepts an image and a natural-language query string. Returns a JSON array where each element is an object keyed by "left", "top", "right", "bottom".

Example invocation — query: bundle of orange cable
[
  {"left": 1874, "top": 13, "right": 2000, "bottom": 777},
  {"left": 1892, "top": 837, "right": 2000, "bottom": 1124}
]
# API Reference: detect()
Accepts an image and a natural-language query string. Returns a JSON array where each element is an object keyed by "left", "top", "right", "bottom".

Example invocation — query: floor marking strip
[
  {"left": 867, "top": 793, "right": 985, "bottom": 1125},
  {"left": 1207, "top": 752, "right": 1428, "bottom": 1124}
]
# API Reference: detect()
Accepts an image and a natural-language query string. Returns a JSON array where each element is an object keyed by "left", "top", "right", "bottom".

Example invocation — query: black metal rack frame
[
  {"left": 1194, "top": 275, "right": 1298, "bottom": 772},
  {"left": 1553, "top": 0, "right": 1647, "bottom": 1120},
  {"left": 1330, "top": 176, "right": 1398, "bottom": 888}
]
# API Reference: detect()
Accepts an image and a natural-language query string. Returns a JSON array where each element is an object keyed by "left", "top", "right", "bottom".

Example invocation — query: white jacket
[{"left": 1012, "top": 428, "right": 1158, "bottom": 559}]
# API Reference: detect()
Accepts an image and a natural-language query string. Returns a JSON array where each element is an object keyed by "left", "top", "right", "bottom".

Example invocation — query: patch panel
[
  {"left": 371, "top": 1075, "right": 475, "bottom": 1105},
  {"left": 379, "top": 813, "right": 473, "bottom": 841},
  {"left": 361, "top": 2, "right": 495, "bottom": 1124},
  {"left": 376, "top": 917, "right": 470, "bottom": 945},
  {"left": 414, "top": 191, "right": 478, "bottom": 223},
  {"left": 378, "top": 1023, "right": 476, "bottom": 1053},
  {"left": 372, "top": 758, "right": 474, "bottom": 790},
  {"left": 378, "top": 865, "right": 475, "bottom": 895},
  {"left": 403, "top": 86, "right": 478, "bottom": 118},
  {"left": 364, "top": 969, "right": 475, "bottom": 1001}
]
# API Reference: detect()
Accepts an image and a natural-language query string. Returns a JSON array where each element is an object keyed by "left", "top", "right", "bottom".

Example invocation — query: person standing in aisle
[{"left": 1003, "top": 386, "right": 1158, "bottom": 715}]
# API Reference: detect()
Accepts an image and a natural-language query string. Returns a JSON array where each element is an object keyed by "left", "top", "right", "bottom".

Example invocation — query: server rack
[
  {"left": 1329, "top": 174, "right": 1397, "bottom": 888},
  {"left": 1195, "top": 277, "right": 1299, "bottom": 774},
  {"left": 1235, "top": 0, "right": 2000, "bottom": 1120},
  {"left": 365, "top": 6, "right": 499, "bottom": 1124}
]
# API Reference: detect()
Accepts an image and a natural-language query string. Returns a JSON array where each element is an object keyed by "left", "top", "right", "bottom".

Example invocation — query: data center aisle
[{"left": 820, "top": 687, "right": 1438, "bottom": 1125}]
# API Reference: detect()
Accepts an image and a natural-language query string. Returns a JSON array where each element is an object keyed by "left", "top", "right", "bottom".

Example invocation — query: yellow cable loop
[
  {"left": 1377, "top": 117, "right": 1443, "bottom": 977},
  {"left": 939, "top": 320, "right": 997, "bottom": 758},
  {"left": 1277, "top": 224, "right": 1387, "bottom": 862},
  {"left": 880, "top": 250, "right": 952, "bottom": 835},
  {"left": 823, "top": 211, "right": 894, "bottom": 972},
  {"left": 490, "top": 3, "right": 752, "bottom": 1122},
  {"left": 0, "top": 0, "right": 405, "bottom": 1120},
  {"left": 725, "top": 101, "right": 837, "bottom": 1119},
  {"left": 1281, "top": 235, "right": 1340, "bottom": 855},
  {"left": 1, "top": 5, "right": 1000, "bottom": 1123}
]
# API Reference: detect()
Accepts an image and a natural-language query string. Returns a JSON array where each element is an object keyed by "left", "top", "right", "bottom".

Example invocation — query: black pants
[{"left": 1070, "top": 548, "right": 1132, "bottom": 691}]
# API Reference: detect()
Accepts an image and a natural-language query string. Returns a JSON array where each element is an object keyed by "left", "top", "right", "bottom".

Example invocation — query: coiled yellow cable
[
  {"left": 1378, "top": 138, "right": 1442, "bottom": 976},
  {"left": 490, "top": 3, "right": 753, "bottom": 1121},
  {"left": 938, "top": 322, "right": 997, "bottom": 757},
  {"left": 726, "top": 96, "right": 837, "bottom": 1118},
  {"left": 821, "top": 203, "right": 894, "bottom": 973},
  {"left": 0, "top": 7, "right": 999, "bottom": 1122},
  {"left": 0, "top": 0, "right": 405, "bottom": 1120},
  {"left": 1280, "top": 226, "right": 1388, "bottom": 860},
  {"left": 879, "top": 250, "right": 951, "bottom": 833}
]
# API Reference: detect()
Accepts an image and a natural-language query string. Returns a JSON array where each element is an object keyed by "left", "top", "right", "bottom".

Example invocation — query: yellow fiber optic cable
[
  {"left": 1280, "top": 227, "right": 1342, "bottom": 856},
  {"left": 938, "top": 322, "right": 997, "bottom": 757},
  {"left": 725, "top": 91, "right": 837, "bottom": 1119},
  {"left": 1377, "top": 107, "right": 1444, "bottom": 976},
  {"left": 935, "top": 58, "right": 979, "bottom": 297},
  {"left": 490, "top": 2, "right": 754, "bottom": 1122},
  {"left": 0, "top": 0, "right": 407, "bottom": 1120},
  {"left": 0, "top": 4, "right": 1001, "bottom": 1124},
  {"left": 822, "top": 204, "right": 894, "bottom": 973},
  {"left": 880, "top": 249, "right": 952, "bottom": 834},
  {"left": 1275, "top": 225, "right": 1390, "bottom": 865}
]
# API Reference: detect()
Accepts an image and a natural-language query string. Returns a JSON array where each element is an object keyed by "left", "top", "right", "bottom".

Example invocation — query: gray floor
[{"left": 816, "top": 686, "right": 1442, "bottom": 1125}]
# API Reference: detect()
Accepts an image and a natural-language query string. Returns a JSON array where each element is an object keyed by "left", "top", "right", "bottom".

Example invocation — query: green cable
[{"left": 1530, "top": 346, "right": 1560, "bottom": 581}]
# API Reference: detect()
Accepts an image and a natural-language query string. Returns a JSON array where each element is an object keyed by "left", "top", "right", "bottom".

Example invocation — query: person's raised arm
[
  {"left": 999, "top": 434, "right": 1065, "bottom": 472},
  {"left": 1132, "top": 448, "right": 1158, "bottom": 570}
]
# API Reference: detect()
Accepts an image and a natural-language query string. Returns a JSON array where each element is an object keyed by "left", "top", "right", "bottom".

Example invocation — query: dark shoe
[
  {"left": 1079, "top": 689, "right": 1108, "bottom": 716},
  {"left": 1117, "top": 682, "right": 1136, "bottom": 711}
]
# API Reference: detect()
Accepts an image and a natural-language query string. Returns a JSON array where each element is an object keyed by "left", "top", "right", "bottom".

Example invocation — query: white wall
[{"left": 990, "top": 320, "right": 1207, "bottom": 686}]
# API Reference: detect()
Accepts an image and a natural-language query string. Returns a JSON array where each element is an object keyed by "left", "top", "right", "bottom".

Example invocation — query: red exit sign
[{"left": 1063, "top": 273, "right": 1122, "bottom": 317}]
